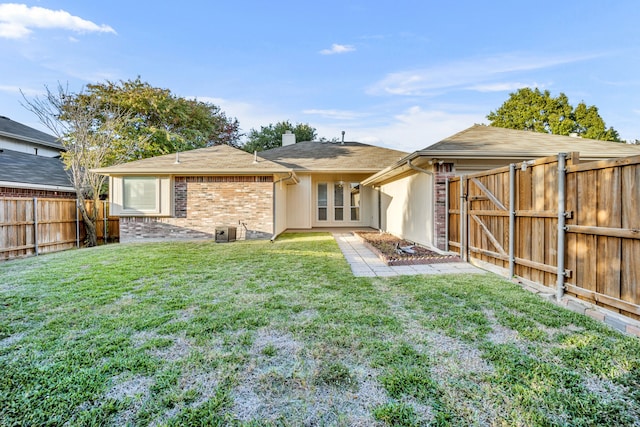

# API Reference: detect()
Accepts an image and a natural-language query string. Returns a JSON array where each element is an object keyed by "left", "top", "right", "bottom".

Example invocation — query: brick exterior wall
[
  {"left": 433, "top": 163, "right": 455, "bottom": 250},
  {"left": 119, "top": 176, "right": 274, "bottom": 242},
  {"left": 0, "top": 186, "right": 75, "bottom": 199}
]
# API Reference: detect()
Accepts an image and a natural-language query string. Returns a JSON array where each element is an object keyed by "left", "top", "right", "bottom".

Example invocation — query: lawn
[{"left": 1, "top": 233, "right": 639, "bottom": 426}]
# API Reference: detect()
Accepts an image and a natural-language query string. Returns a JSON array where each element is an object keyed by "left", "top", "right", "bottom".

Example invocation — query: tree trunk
[{"left": 77, "top": 198, "right": 98, "bottom": 247}]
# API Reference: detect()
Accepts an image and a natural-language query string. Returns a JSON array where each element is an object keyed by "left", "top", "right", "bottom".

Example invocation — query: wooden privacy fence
[
  {"left": 448, "top": 152, "right": 640, "bottom": 321},
  {"left": 0, "top": 198, "right": 119, "bottom": 261}
]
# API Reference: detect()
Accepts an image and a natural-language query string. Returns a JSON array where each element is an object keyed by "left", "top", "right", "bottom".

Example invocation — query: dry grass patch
[{"left": 1, "top": 234, "right": 639, "bottom": 426}]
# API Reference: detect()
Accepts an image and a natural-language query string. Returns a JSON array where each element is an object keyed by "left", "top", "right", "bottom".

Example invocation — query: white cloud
[
  {"left": 467, "top": 82, "right": 543, "bottom": 92},
  {"left": 194, "top": 96, "right": 484, "bottom": 152},
  {"left": 302, "top": 109, "right": 366, "bottom": 120},
  {"left": 0, "top": 84, "right": 41, "bottom": 96},
  {"left": 314, "top": 106, "right": 485, "bottom": 152},
  {"left": 368, "top": 53, "right": 599, "bottom": 96},
  {"left": 319, "top": 43, "right": 356, "bottom": 55},
  {"left": 0, "top": 3, "right": 116, "bottom": 39}
]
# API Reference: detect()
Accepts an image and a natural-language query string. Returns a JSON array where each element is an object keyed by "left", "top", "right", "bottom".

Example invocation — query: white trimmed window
[{"left": 123, "top": 177, "right": 158, "bottom": 211}]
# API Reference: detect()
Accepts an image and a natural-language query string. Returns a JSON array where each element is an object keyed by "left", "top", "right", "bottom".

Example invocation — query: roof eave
[
  {"left": 0, "top": 130, "right": 62, "bottom": 150},
  {"left": 92, "top": 168, "right": 292, "bottom": 176}
]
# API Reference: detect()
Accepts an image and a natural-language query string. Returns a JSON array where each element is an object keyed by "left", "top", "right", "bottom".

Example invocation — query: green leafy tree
[
  {"left": 487, "top": 88, "right": 621, "bottom": 142},
  {"left": 242, "top": 121, "right": 318, "bottom": 153},
  {"left": 80, "top": 77, "right": 242, "bottom": 159},
  {"left": 23, "top": 84, "right": 136, "bottom": 247}
]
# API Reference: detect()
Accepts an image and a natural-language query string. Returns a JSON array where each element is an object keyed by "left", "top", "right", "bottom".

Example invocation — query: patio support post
[
  {"left": 33, "top": 197, "right": 39, "bottom": 256},
  {"left": 556, "top": 153, "right": 567, "bottom": 301},
  {"left": 508, "top": 164, "right": 516, "bottom": 277}
]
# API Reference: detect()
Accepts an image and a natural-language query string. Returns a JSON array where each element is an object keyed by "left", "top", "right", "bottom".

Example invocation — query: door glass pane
[
  {"left": 334, "top": 182, "right": 344, "bottom": 221},
  {"left": 318, "top": 183, "right": 327, "bottom": 221},
  {"left": 318, "top": 207, "right": 327, "bottom": 221},
  {"left": 334, "top": 183, "right": 344, "bottom": 206},
  {"left": 350, "top": 183, "right": 360, "bottom": 221}
]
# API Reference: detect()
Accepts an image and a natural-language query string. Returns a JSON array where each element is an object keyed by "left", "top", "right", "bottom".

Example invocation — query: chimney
[{"left": 282, "top": 130, "right": 296, "bottom": 146}]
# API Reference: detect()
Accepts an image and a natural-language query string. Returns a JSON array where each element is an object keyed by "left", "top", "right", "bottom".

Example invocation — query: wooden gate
[{"left": 448, "top": 152, "right": 640, "bottom": 320}]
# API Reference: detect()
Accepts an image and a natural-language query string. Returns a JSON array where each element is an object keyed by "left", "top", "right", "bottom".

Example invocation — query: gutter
[
  {"left": 406, "top": 159, "right": 433, "bottom": 176},
  {"left": 270, "top": 172, "right": 296, "bottom": 242}
]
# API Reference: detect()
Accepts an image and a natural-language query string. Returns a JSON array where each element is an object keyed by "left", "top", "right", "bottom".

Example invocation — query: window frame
[{"left": 120, "top": 176, "right": 161, "bottom": 214}]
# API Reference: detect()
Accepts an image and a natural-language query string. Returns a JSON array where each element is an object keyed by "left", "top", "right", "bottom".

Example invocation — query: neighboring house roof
[
  {"left": 0, "top": 148, "right": 74, "bottom": 191},
  {"left": 93, "top": 144, "right": 291, "bottom": 175},
  {"left": 420, "top": 124, "right": 640, "bottom": 159},
  {"left": 363, "top": 124, "right": 640, "bottom": 185},
  {"left": 258, "top": 141, "right": 408, "bottom": 172},
  {"left": 0, "top": 115, "right": 62, "bottom": 150}
]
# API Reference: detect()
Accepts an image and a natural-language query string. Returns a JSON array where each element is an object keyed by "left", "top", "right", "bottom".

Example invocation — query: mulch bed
[{"left": 354, "top": 231, "right": 462, "bottom": 266}]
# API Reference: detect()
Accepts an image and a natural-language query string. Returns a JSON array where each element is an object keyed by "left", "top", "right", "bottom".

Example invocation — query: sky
[{"left": 1, "top": 1, "right": 640, "bottom": 153}]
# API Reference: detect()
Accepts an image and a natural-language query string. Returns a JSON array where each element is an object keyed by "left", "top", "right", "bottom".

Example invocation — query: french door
[{"left": 316, "top": 182, "right": 360, "bottom": 225}]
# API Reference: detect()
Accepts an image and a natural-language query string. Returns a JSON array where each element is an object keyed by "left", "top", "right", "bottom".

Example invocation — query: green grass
[{"left": 1, "top": 233, "right": 639, "bottom": 426}]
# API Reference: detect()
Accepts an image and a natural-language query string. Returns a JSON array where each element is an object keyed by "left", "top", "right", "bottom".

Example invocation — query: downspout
[
  {"left": 406, "top": 159, "right": 433, "bottom": 176},
  {"left": 270, "top": 172, "right": 294, "bottom": 242},
  {"left": 377, "top": 186, "right": 382, "bottom": 231}
]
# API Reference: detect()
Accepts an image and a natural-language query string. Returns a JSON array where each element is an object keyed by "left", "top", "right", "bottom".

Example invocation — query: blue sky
[{"left": 1, "top": 1, "right": 640, "bottom": 152}]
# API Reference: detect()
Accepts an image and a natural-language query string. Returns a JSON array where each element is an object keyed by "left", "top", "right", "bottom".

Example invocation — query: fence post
[
  {"left": 508, "top": 164, "right": 516, "bottom": 277},
  {"left": 459, "top": 176, "right": 467, "bottom": 261},
  {"left": 444, "top": 177, "right": 449, "bottom": 252},
  {"left": 33, "top": 197, "right": 39, "bottom": 256},
  {"left": 556, "top": 153, "right": 567, "bottom": 301},
  {"left": 76, "top": 199, "right": 80, "bottom": 248},
  {"left": 103, "top": 201, "right": 108, "bottom": 244}
]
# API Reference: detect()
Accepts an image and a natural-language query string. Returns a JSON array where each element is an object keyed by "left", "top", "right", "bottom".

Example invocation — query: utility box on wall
[{"left": 215, "top": 226, "right": 237, "bottom": 243}]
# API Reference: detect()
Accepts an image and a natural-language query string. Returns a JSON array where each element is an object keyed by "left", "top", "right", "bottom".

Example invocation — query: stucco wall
[
  {"left": 379, "top": 172, "right": 434, "bottom": 248},
  {"left": 119, "top": 176, "right": 273, "bottom": 242},
  {"left": 286, "top": 174, "right": 311, "bottom": 229}
]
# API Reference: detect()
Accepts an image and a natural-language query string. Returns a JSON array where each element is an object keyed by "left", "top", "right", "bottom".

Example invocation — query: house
[
  {"left": 95, "top": 123, "right": 640, "bottom": 246},
  {"left": 362, "top": 124, "right": 640, "bottom": 250},
  {"left": 0, "top": 116, "right": 74, "bottom": 198},
  {"left": 93, "top": 136, "right": 407, "bottom": 242}
]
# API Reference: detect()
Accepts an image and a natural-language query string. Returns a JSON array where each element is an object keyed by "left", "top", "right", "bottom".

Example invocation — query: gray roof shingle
[
  {"left": 93, "top": 144, "right": 290, "bottom": 175},
  {"left": 259, "top": 141, "right": 408, "bottom": 172},
  {"left": 0, "top": 149, "right": 73, "bottom": 189},
  {"left": 421, "top": 124, "right": 640, "bottom": 159},
  {"left": 0, "top": 116, "right": 62, "bottom": 150}
]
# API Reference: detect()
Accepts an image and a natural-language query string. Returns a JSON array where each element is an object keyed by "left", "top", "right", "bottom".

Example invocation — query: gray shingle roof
[
  {"left": 0, "top": 149, "right": 73, "bottom": 189},
  {"left": 93, "top": 144, "right": 291, "bottom": 175},
  {"left": 0, "top": 116, "right": 62, "bottom": 150},
  {"left": 363, "top": 124, "right": 640, "bottom": 186},
  {"left": 259, "top": 141, "right": 408, "bottom": 172}
]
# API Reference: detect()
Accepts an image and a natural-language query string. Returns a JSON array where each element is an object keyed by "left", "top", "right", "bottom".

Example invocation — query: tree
[
  {"left": 80, "top": 77, "right": 242, "bottom": 159},
  {"left": 487, "top": 88, "right": 621, "bottom": 142},
  {"left": 242, "top": 121, "right": 318, "bottom": 153},
  {"left": 22, "top": 84, "right": 136, "bottom": 247}
]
